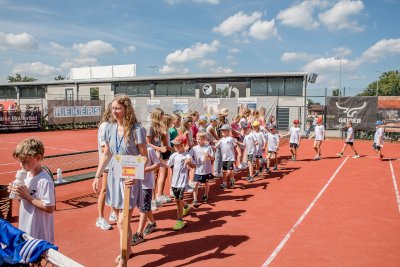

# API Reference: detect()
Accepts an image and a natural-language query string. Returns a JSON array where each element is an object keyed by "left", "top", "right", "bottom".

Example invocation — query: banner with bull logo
[{"left": 326, "top": 96, "right": 377, "bottom": 131}]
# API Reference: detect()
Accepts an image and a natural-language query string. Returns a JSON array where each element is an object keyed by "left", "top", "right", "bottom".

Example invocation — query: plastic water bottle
[
  {"left": 9, "top": 169, "right": 27, "bottom": 200},
  {"left": 56, "top": 168, "right": 63, "bottom": 183}
]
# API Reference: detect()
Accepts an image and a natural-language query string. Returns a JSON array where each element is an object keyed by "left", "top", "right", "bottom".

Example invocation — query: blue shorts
[
  {"left": 194, "top": 174, "right": 212, "bottom": 183},
  {"left": 140, "top": 189, "right": 153, "bottom": 213},
  {"left": 373, "top": 143, "right": 381, "bottom": 151}
]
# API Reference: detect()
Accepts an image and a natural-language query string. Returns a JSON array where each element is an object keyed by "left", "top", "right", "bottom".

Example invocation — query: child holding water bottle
[{"left": 8, "top": 138, "right": 55, "bottom": 242}]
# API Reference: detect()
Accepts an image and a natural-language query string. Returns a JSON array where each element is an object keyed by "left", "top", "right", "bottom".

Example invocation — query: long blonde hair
[
  {"left": 99, "top": 103, "right": 112, "bottom": 125},
  {"left": 161, "top": 114, "right": 172, "bottom": 133},
  {"left": 151, "top": 107, "right": 164, "bottom": 136},
  {"left": 112, "top": 94, "right": 139, "bottom": 143}
]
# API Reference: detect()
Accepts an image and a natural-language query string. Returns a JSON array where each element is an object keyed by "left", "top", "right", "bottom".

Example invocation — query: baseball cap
[
  {"left": 293, "top": 119, "right": 299, "bottom": 124},
  {"left": 199, "top": 115, "right": 208, "bottom": 122},
  {"left": 220, "top": 124, "right": 231, "bottom": 131},
  {"left": 375, "top": 120, "right": 383, "bottom": 125},
  {"left": 269, "top": 124, "right": 276, "bottom": 130},
  {"left": 316, "top": 117, "right": 323, "bottom": 123},
  {"left": 210, "top": 115, "right": 217, "bottom": 122},
  {"left": 252, "top": 120, "right": 260, "bottom": 127},
  {"left": 171, "top": 136, "right": 187, "bottom": 146}
]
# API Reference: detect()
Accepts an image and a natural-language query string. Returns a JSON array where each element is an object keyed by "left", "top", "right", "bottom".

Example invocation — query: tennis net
[{"left": 43, "top": 150, "right": 98, "bottom": 176}]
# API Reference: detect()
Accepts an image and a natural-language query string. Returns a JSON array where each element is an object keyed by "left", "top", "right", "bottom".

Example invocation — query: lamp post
[
  {"left": 335, "top": 57, "right": 342, "bottom": 95},
  {"left": 148, "top": 65, "right": 158, "bottom": 76}
]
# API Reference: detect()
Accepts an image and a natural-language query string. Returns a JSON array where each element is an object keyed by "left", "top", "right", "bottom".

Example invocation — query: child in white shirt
[{"left": 289, "top": 120, "right": 301, "bottom": 161}]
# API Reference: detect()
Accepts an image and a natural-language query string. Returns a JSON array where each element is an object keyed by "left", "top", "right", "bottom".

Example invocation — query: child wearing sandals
[
  {"left": 168, "top": 136, "right": 196, "bottom": 230},
  {"left": 131, "top": 145, "right": 160, "bottom": 246},
  {"left": 189, "top": 132, "right": 214, "bottom": 207}
]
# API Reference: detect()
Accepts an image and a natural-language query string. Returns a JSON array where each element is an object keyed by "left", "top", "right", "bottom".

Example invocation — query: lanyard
[{"left": 115, "top": 126, "right": 124, "bottom": 154}]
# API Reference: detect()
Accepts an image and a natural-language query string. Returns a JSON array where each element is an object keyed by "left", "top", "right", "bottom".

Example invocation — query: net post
[{"left": 121, "top": 185, "right": 131, "bottom": 267}]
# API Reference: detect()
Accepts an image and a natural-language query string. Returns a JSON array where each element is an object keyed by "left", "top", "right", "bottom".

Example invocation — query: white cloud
[
  {"left": 123, "top": 45, "right": 136, "bottom": 53},
  {"left": 0, "top": 32, "right": 38, "bottom": 50},
  {"left": 229, "top": 48, "right": 241, "bottom": 53},
  {"left": 60, "top": 57, "right": 98, "bottom": 70},
  {"left": 318, "top": 0, "right": 365, "bottom": 32},
  {"left": 333, "top": 46, "right": 352, "bottom": 57},
  {"left": 12, "top": 62, "right": 60, "bottom": 77},
  {"left": 361, "top": 38, "right": 400, "bottom": 62},
  {"left": 72, "top": 40, "right": 116, "bottom": 56},
  {"left": 159, "top": 65, "right": 190, "bottom": 75},
  {"left": 281, "top": 52, "right": 316, "bottom": 62},
  {"left": 303, "top": 56, "right": 357, "bottom": 75},
  {"left": 49, "top": 41, "right": 69, "bottom": 56},
  {"left": 165, "top": 40, "right": 220, "bottom": 65},
  {"left": 211, "top": 66, "right": 233, "bottom": 74},
  {"left": 198, "top": 59, "right": 217, "bottom": 68},
  {"left": 249, "top": 19, "right": 280, "bottom": 40},
  {"left": 277, "top": 0, "right": 327, "bottom": 30},
  {"left": 213, "top": 11, "right": 262, "bottom": 36}
]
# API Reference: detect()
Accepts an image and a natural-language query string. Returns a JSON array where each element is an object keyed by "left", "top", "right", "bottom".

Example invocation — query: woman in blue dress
[{"left": 93, "top": 94, "right": 147, "bottom": 266}]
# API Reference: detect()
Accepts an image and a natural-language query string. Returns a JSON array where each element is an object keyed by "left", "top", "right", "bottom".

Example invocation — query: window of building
[
  {"left": 155, "top": 82, "right": 168, "bottom": 96},
  {"left": 90, "top": 87, "right": 99, "bottom": 100},
  {"left": 285, "top": 78, "right": 303, "bottom": 96},
  {"left": 268, "top": 78, "right": 284, "bottom": 96},
  {"left": 0, "top": 86, "right": 17, "bottom": 99},
  {"left": 19, "top": 86, "right": 46, "bottom": 99},
  {"left": 154, "top": 81, "right": 196, "bottom": 96},
  {"left": 250, "top": 79, "right": 268, "bottom": 96},
  {"left": 181, "top": 81, "right": 196, "bottom": 96},
  {"left": 114, "top": 82, "right": 151, "bottom": 97}
]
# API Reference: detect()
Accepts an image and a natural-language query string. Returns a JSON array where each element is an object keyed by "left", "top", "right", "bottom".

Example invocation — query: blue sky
[{"left": 0, "top": 0, "right": 399, "bottom": 95}]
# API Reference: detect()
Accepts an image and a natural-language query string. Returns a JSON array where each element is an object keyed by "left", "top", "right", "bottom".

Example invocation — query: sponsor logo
[{"left": 335, "top": 102, "right": 367, "bottom": 117}]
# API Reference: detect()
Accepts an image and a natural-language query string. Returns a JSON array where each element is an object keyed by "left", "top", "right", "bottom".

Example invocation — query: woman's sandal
[{"left": 114, "top": 255, "right": 121, "bottom": 264}]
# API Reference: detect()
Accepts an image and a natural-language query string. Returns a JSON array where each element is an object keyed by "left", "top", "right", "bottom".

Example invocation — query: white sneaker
[
  {"left": 233, "top": 166, "right": 239, "bottom": 172},
  {"left": 160, "top": 194, "right": 173, "bottom": 203},
  {"left": 109, "top": 212, "right": 117, "bottom": 222},
  {"left": 314, "top": 155, "right": 321, "bottom": 160},
  {"left": 96, "top": 217, "right": 112, "bottom": 230},
  {"left": 213, "top": 172, "right": 223, "bottom": 178},
  {"left": 155, "top": 198, "right": 163, "bottom": 207},
  {"left": 151, "top": 200, "right": 158, "bottom": 211},
  {"left": 352, "top": 155, "right": 360, "bottom": 158},
  {"left": 186, "top": 183, "right": 195, "bottom": 193}
]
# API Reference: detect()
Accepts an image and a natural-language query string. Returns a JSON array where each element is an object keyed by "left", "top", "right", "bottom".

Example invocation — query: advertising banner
[
  {"left": 0, "top": 111, "right": 42, "bottom": 132},
  {"left": 173, "top": 99, "right": 189, "bottom": 116},
  {"left": 326, "top": 97, "right": 377, "bottom": 131}
]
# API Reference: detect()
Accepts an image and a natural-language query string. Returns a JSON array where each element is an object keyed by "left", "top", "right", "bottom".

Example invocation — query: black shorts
[
  {"left": 290, "top": 143, "right": 298, "bottom": 149},
  {"left": 222, "top": 161, "right": 234, "bottom": 171},
  {"left": 194, "top": 173, "right": 212, "bottom": 183},
  {"left": 161, "top": 150, "right": 172, "bottom": 160},
  {"left": 373, "top": 143, "right": 381, "bottom": 151},
  {"left": 140, "top": 189, "right": 153, "bottom": 213},
  {"left": 268, "top": 151, "right": 277, "bottom": 155},
  {"left": 171, "top": 187, "right": 185, "bottom": 200},
  {"left": 345, "top": 141, "right": 354, "bottom": 146}
]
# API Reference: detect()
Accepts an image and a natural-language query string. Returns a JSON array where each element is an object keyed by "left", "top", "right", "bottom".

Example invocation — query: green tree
[
  {"left": 358, "top": 70, "right": 400, "bottom": 96},
  {"left": 332, "top": 88, "right": 341, "bottom": 96},
  {"left": 54, "top": 75, "right": 65, "bottom": 80},
  {"left": 7, "top": 73, "right": 37, "bottom": 82}
]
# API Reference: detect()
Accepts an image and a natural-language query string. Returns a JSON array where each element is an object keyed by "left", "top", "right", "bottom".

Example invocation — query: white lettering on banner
[
  {"left": 338, "top": 118, "right": 362, "bottom": 123},
  {"left": 53, "top": 106, "right": 102, "bottom": 118}
]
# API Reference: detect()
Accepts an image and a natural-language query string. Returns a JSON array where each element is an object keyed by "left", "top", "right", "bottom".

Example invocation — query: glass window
[
  {"left": 0, "top": 86, "right": 17, "bottom": 98},
  {"left": 268, "top": 78, "right": 284, "bottom": 96},
  {"left": 137, "top": 83, "right": 151, "bottom": 96},
  {"left": 250, "top": 79, "right": 268, "bottom": 96},
  {"left": 167, "top": 82, "right": 181, "bottom": 96},
  {"left": 19, "top": 86, "right": 45, "bottom": 99},
  {"left": 181, "top": 81, "right": 196, "bottom": 96},
  {"left": 155, "top": 82, "right": 168, "bottom": 96},
  {"left": 114, "top": 82, "right": 150, "bottom": 97},
  {"left": 285, "top": 78, "right": 303, "bottom": 96}
]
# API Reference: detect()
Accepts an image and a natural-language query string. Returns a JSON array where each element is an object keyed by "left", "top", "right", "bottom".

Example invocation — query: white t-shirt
[
  {"left": 314, "top": 125, "right": 325, "bottom": 141},
  {"left": 346, "top": 127, "right": 355, "bottom": 142},
  {"left": 252, "top": 131, "right": 266, "bottom": 156},
  {"left": 143, "top": 146, "right": 160, "bottom": 190},
  {"left": 266, "top": 133, "right": 280, "bottom": 152},
  {"left": 19, "top": 170, "right": 55, "bottom": 243},
  {"left": 374, "top": 127, "right": 384, "bottom": 145},
  {"left": 168, "top": 151, "right": 192, "bottom": 188},
  {"left": 98, "top": 121, "right": 110, "bottom": 171},
  {"left": 216, "top": 136, "right": 237, "bottom": 161},
  {"left": 243, "top": 133, "right": 256, "bottom": 155},
  {"left": 190, "top": 144, "right": 214, "bottom": 175},
  {"left": 289, "top": 127, "right": 301, "bottom": 144}
]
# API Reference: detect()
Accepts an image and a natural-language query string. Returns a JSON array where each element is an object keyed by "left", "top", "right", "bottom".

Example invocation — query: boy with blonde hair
[{"left": 8, "top": 138, "right": 55, "bottom": 242}]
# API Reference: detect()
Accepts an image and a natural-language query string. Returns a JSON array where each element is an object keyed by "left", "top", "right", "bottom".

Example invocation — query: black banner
[
  {"left": 326, "top": 97, "right": 377, "bottom": 131},
  {"left": 0, "top": 111, "right": 42, "bottom": 132}
]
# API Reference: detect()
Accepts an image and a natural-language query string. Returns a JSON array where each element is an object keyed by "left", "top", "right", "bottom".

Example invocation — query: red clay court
[{"left": 1, "top": 129, "right": 400, "bottom": 267}]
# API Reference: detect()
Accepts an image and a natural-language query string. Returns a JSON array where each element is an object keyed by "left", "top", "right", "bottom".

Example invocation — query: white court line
[
  {"left": 0, "top": 162, "right": 18, "bottom": 166},
  {"left": 262, "top": 156, "right": 349, "bottom": 267},
  {"left": 389, "top": 160, "right": 400, "bottom": 213},
  {"left": 0, "top": 140, "right": 81, "bottom": 153},
  {"left": 0, "top": 170, "right": 17, "bottom": 175}
]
